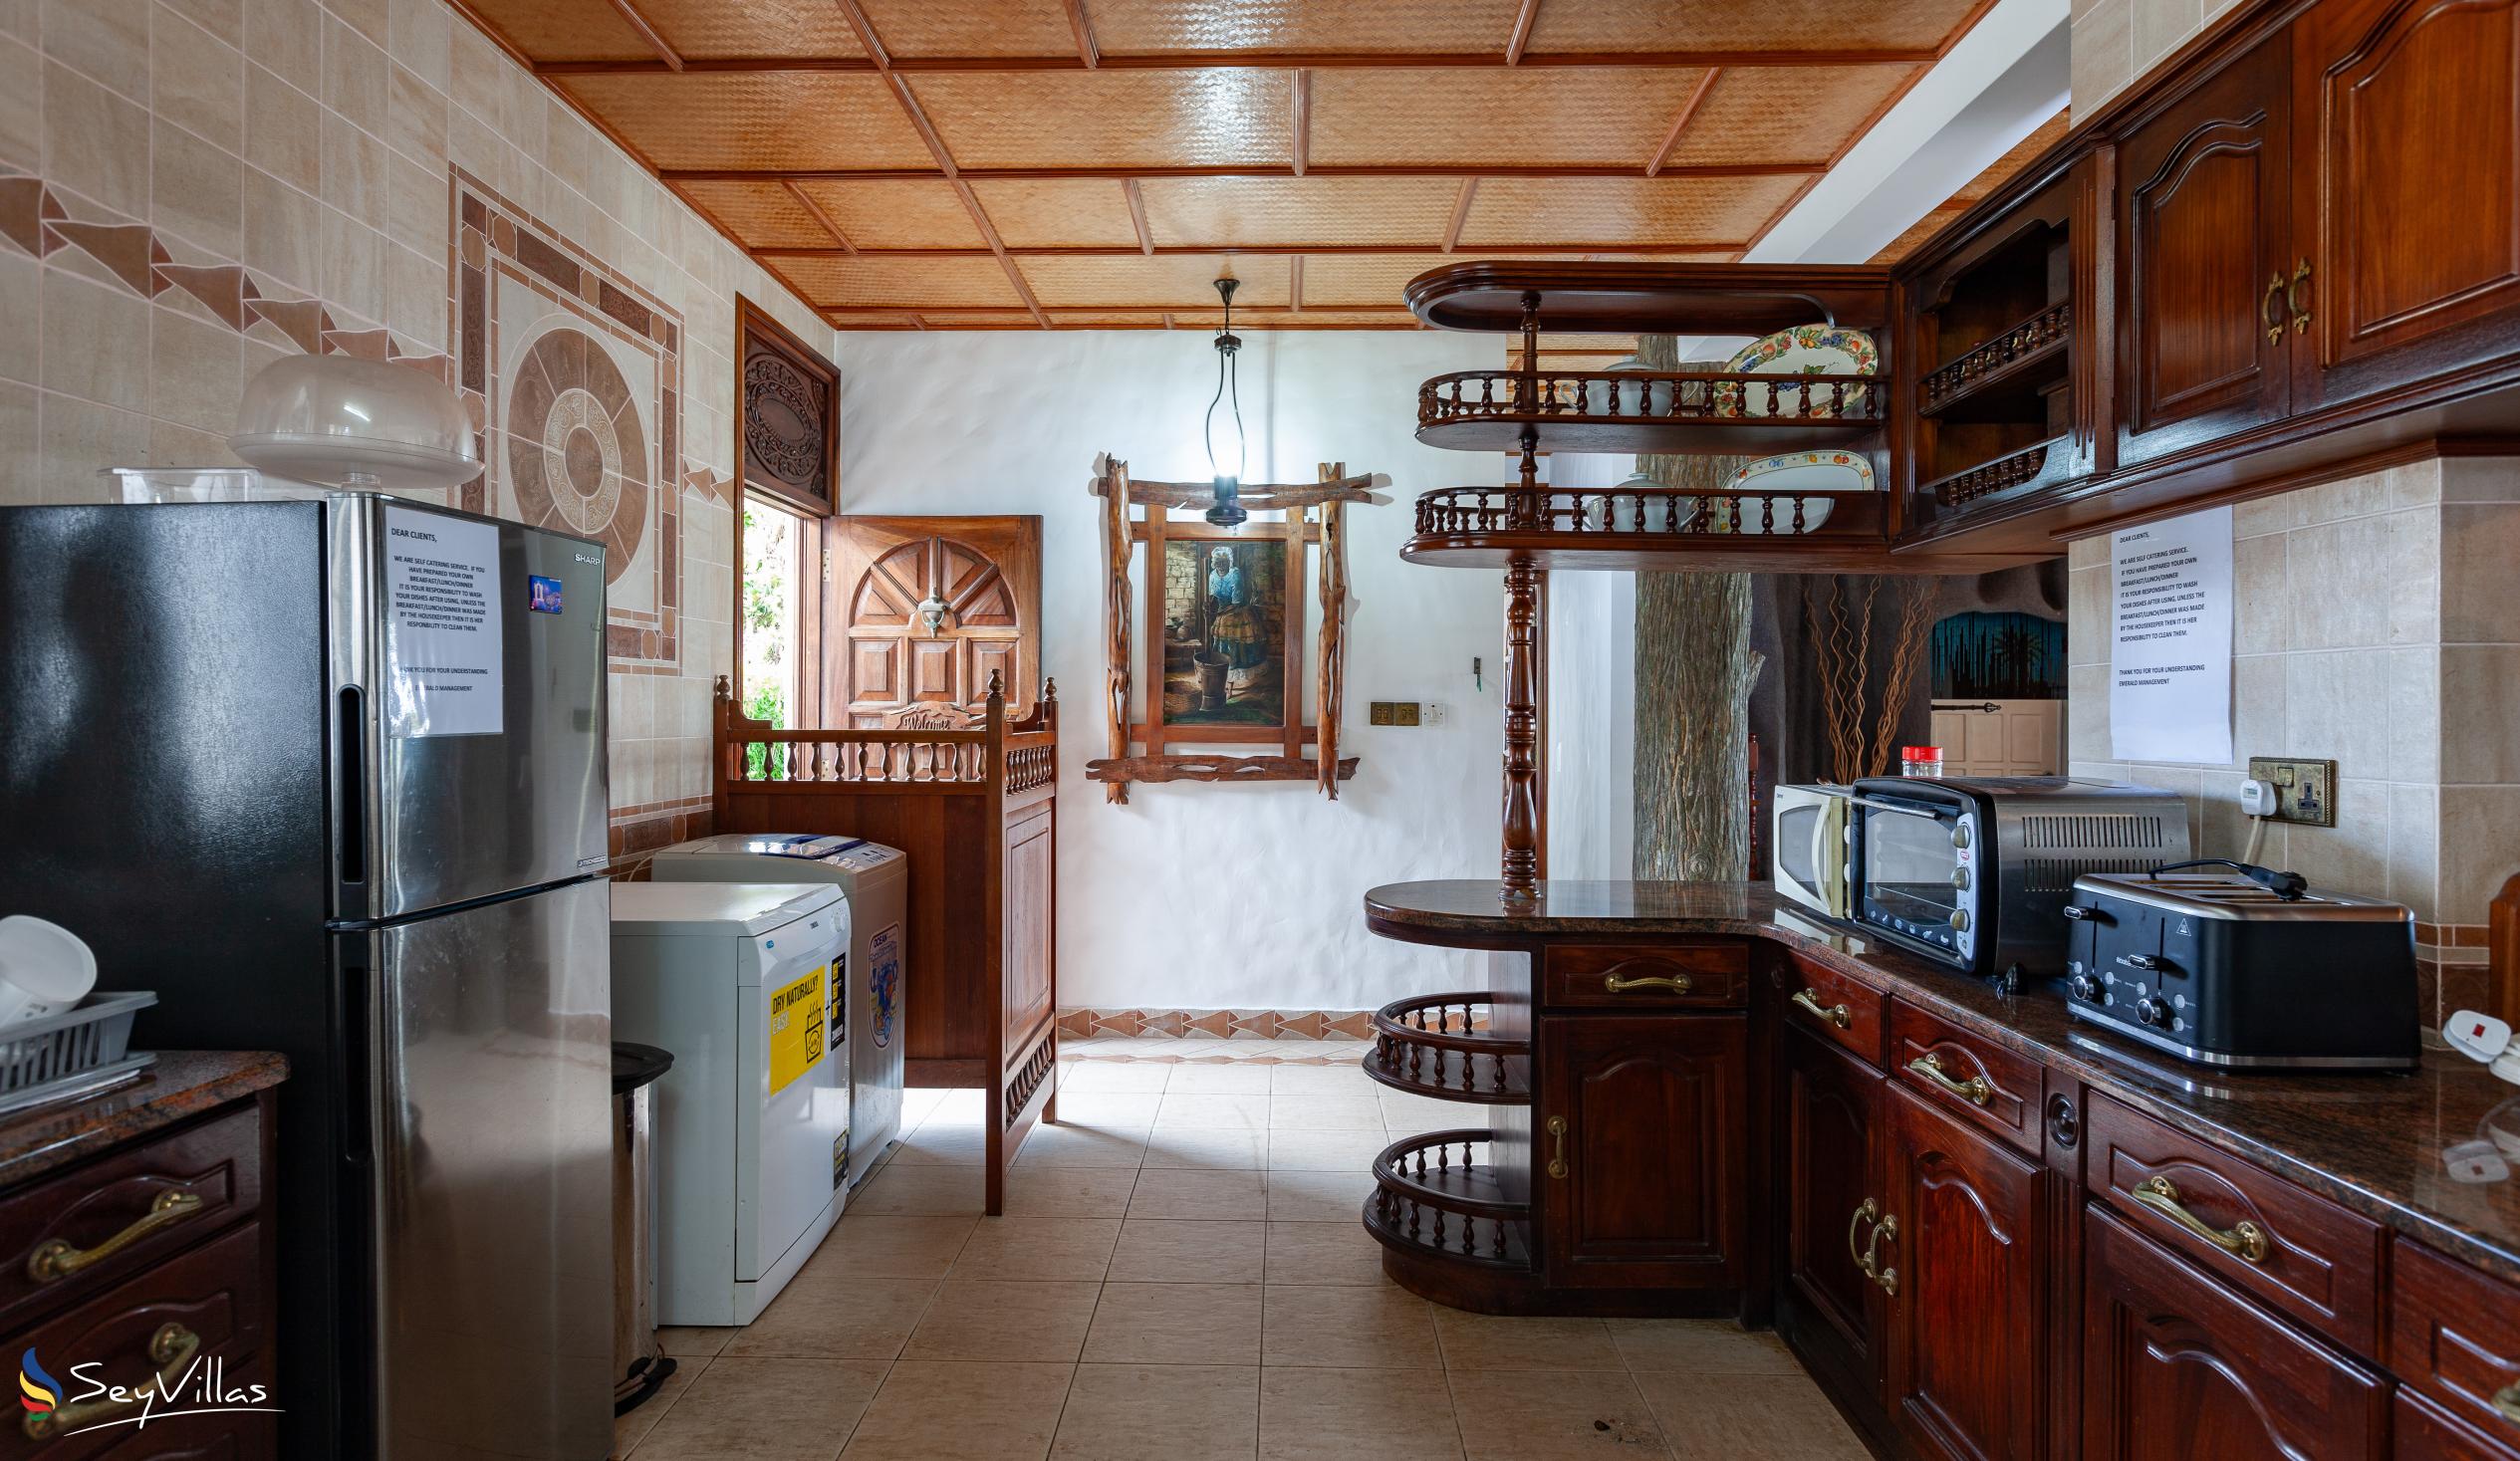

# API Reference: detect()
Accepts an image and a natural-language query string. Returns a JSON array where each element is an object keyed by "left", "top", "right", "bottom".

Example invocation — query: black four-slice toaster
[{"left": 2061, "top": 861, "right": 2419, "bottom": 1072}]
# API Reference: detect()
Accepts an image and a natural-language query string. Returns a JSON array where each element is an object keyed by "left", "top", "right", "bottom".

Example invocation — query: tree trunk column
[{"left": 1501, "top": 555, "right": 1541, "bottom": 900}]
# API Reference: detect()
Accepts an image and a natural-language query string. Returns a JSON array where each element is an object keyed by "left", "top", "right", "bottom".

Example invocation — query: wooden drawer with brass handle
[
  {"left": 2392, "top": 1238, "right": 2520, "bottom": 1443},
  {"left": 2087, "top": 1093, "right": 2381, "bottom": 1355},
  {"left": 1887, "top": 1002, "right": 2041, "bottom": 1156},
  {"left": 1779, "top": 954, "right": 1885, "bottom": 1068},
  {"left": 1544, "top": 942, "right": 1748, "bottom": 1010},
  {"left": 0, "top": 1103, "right": 262, "bottom": 1335}
]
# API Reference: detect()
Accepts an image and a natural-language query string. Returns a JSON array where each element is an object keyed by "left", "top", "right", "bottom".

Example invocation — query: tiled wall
[
  {"left": 2070, "top": 0, "right": 2247, "bottom": 119},
  {"left": 0, "top": 0, "right": 837, "bottom": 864},
  {"left": 2065, "top": 456, "right": 2520, "bottom": 983}
]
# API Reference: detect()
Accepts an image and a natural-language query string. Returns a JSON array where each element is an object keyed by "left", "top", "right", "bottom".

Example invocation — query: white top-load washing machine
[
  {"left": 610, "top": 882, "right": 851, "bottom": 1327},
  {"left": 648, "top": 835, "right": 909, "bottom": 1188}
]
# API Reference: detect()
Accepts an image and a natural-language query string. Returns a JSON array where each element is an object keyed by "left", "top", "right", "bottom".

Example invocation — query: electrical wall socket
[
  {"left": 2245, "top": 756, "right": 2339, "bottom": 827},
  {"left": 1424, "top": 702, "right": 1448, "bottom": 726}
]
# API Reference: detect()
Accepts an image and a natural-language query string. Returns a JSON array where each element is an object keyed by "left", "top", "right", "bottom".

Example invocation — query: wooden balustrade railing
[
  {"left": 715, "top": 675, "right": 1057, "bottom": 792},
  {"left": 1411, "top": 486, "right": 1876, "bottom": 540},
  {"left": 1416, "top": 368, "right": 1882, "bottom": 431}
]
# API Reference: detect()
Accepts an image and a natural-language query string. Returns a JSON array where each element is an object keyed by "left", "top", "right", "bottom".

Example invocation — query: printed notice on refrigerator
[
  {"left": 382, "top": 506, "right": 504, "bottom": 738},
  {"left": 2110, "top": 505, "right": 2233, "bottom": 764}
]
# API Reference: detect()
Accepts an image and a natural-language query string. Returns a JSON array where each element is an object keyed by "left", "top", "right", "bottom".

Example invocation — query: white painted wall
[{"left": 833, "top": 329, "right": 1519, "bottom": 1012}]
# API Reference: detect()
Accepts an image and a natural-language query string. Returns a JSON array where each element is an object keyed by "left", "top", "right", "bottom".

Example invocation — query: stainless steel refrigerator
[{"left": 0, "top": 493, "right": 615, "bottom": 1458}]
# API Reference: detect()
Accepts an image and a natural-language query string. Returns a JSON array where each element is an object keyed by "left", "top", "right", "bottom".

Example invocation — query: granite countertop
[
  {"left": 0, "top": 1051, "right": 288, "bottom": 1189},
  {"left": 1367, "top": 878, "right": 2520, "bottom": 1288}
]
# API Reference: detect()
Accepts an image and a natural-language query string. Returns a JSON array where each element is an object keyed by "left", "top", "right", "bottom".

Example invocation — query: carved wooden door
[
  {"left": 2116, "top": 33, "right": 2296, "bottom": 470},
  {"left": 2081, "top": 1208, "right": 2388, "bottom": 1460},
  {"left": 825, "top": 516, "right": 1041, "bottom": 727},
  {"left": 2291, "top": 0, "right": 2520, "bottom": 410},
  {"left": 1885, "top": 1086, "right": 2044, "bottom": 1461},
  {"left": 1539, "top": 1015, "right": 1745, "bottom": 1292},
  {"left": 1784, "top": 1026, "right": 1889, "bottom": 1405}
]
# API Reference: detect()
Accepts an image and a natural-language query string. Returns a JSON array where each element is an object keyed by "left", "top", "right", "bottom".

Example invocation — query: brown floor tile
[
  {"left": 1163, "top": 1063, "right": 1274, "bottom": 1094},
  {"left": 1605, "top": 1318, "right": 1800, "bottom": 1374},
  {"left": 631, "top": 1355, "right": 888, "bottom": 1461},
  {"left": 1445, "top": 1368, "right": 1664, "bottom": 1459},
  {"left": 891, "top": 1123, "right": 988, "bottom": 1165},
  {"left": 1264, "top": 1169, "right": 1374, "bottom": 1223},
  {"left": 1258, "top": 1366, "right": 1465, "bottom": 1461},
  {"left": 1051, "top": 1363, "right": 1261, "bottom": 1461},
  {"left": 849, "top": 1164, "right": 987, "bottom": 1216},
  {"left": 1637, "top": 1368, "right": 1870, "bottom": 1460},
  {"left": 1082, "top": 1282, "right": 1264, "bottom": 1365},
  {"left": 1127, "top": 1168, "right": 1270, "bottom": 1221},
  {"left": 1139, "top": 1126, "right": 1269, "bottom": 1170},
  {"left": 1017, "top": 1123, "right": 1152, "bottom": 1167},
  {"left": 903, "top": 1279, "right": 1102, "bottom": 1361},
  {"left": 839, "top": 1360, "right": 1076, "bottom": 1461},
  {"left": 1108, "top": 1219, "right": 1267, "bottom": 1284},
  {"left": 1055, "top": 1092, "right": 1164, "bottom": 1127},
  {"left": 1433, "top": 1312, "right": 1624, "bottom": 1371},
  {"left": 1261, "top": 1285, "right": 1440, "bottom": 1368},
  {"left": 612, "top": 1353, "right": 701, "bottom": 1458},
  {"left": 655, "top": 1326, "right": 733, "bottom": 1358},
  {"left": 1262, "top": 1221, "right": 1390, "bottom": 1288},
  {"left": 722, "top": 1277, "right": 939, "bottom": 1360},
  {"left": 1001, "top": 1165, "right": 1140, "bottom": 1218},
  {"left": 1154, "top": 1094, "right": 1273, "bottom": 1129},
  {"left": 1267, "top": 1095, "right": 1386, "bottom": 1130},
  {"left": 950, "top": 1217, "right": 1123, "bottom": 1282},
  {"left": 1060, "top": 1062, "right": 1173, "bottom": 1093},
  {"left": 804, "top": 1215, "right": 978, "bottom": 1281},
  {"left": 1265, "top": 1127, "right": 1389, "bottom": 1171}
]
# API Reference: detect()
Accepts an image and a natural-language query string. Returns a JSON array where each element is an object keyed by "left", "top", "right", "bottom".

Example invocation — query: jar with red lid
[{"left": 1899, "top": 745, "right": 1944, "bottom": 778}]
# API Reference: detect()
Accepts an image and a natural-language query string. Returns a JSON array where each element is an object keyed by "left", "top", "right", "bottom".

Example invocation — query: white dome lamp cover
[{"left": 229, "top": 354, "right": 482, "bottom": 493}]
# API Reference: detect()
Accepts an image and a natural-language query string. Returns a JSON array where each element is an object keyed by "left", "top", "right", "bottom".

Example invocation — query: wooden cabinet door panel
[
  {"left": 2294, "top": 0, "right": 2520, "bottom": 406},
  {"left": 1783, "top": 1027, "right": 1887, "bottom": 1402},
  {"left": 2117, "top": 33, "right": 2296, "bottom": 467},
  {"left": 2397, "top": 1388, "right": 2520, "bottom": 1461},
  {"left": 1540, "top": 1015, "right": 1745, "bottom": 1291},
  {"left": 2082, "top": 1208, "right": 2388, "bottom": 1461},
  {"left": 1001, "top": 802, "right": 1054, "bottom": 1053},
  {"left": 1886, "top": 1086, "right": 2043, "bottom": 1461}
]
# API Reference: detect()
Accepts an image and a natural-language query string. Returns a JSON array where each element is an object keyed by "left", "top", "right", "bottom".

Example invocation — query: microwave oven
[
  {"left": 1847, "top": 776, "right": 2191, "bottom": 982},
  {"left": 1771, "top": 784, "right": 1853, "bottom": 918}
]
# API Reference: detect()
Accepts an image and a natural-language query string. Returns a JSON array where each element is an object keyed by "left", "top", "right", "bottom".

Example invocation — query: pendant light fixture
[{"left": 1202, "top": 276, "right": 1248, "bottom": 529}]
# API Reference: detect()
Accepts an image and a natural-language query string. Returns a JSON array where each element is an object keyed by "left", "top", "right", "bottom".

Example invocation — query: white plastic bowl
[
  {"left": 0, "top": 915, "right": 97, "bottom": 1030},
  {"left": 230, "top": 355, "right": 481, "bottom": 492}
]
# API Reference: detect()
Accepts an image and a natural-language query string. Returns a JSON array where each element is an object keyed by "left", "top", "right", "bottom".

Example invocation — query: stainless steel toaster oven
[{"left": 1848, "top": 776, "right": 2191, "bottom": 983}]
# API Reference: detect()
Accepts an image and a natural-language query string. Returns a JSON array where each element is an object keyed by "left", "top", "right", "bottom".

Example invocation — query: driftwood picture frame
[{"left": 1086, "top": 454, "right": 1386, "bottom": 800}]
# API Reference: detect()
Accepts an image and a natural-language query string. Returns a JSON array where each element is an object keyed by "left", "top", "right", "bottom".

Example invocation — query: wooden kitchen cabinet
[
  {"left": 2083, "top": 1207, "right": 2389, "bottom": 1460},
  {"left": 1538, "top": 1014, "right": 1746, "bottom": 1292},
  {"left": 2289, "top": 0, "right": 2520, "bottom": 411},
  {"left": 1780, "top": 1026, "right": 1888, "bottom": 1404},
  {"left": 1884, "top": 1084, "right": 2046, "bottom": 1461},
  {"left": 2115, "top": 29, "right": 2297, "bottom": 470}
]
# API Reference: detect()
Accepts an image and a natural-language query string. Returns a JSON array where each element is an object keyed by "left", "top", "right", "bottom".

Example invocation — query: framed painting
[{"left": 1158, "top": 532, "right": 1295, "bottom": 731}]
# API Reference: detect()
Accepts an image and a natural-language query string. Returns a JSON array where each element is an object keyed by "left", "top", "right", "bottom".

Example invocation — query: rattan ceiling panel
[
  {"left": 453, "top": 0, "right": 654, "bottom": 61},
  {"left": 1298, "top": 252, "right": 1461, "bottom": 307},
  {"left": 1178, "top": 309, "right": 1420, "bottom": 327},
  {"left": 792, "top": 178, "right": 991, "bottom": 249},
  {"left": 1139, "top": 177, "right": 1461, "bottom": 248},
  {"left": 1658, "top": 64, "right": 1920, "bottom": 168},
  {"left": 635, "top": 0, "right": 867, "bottom": 59},
  {"left": 1525, "top": 0, "right": 1987, "bottom": 55},
  {"left": 1087, "top": 0, "right": 1525, "bottom": 56},
  {"left": 911, "top": 310, "right": 1048, "bottom": 326},
  {"left": 965, "top": 179, "right": 1142, "bottom": 248},
  {"left": 855, "top": 0, "right": 1078, "bottom": 57},
  {"left": 1017, "top": 253, "right": 1293, "bottom": 308},
  {"left": 1456, "top": 175, "right": 1809, "bottom": 247},
  {"left": 1308, "top": 68, "right": 1713, "bottom": 168},
  {"left": 907, "top": 71, "right": 1296, "bottom": 169},
  {"left": 673, "top": 180, "right": 839, "bottom": 248},
  {"left": 773, "top": 255, "right": 1026, "bottom": 308},
  {"left": 557, "top": 74, "right": 937, "bottom": 170}
]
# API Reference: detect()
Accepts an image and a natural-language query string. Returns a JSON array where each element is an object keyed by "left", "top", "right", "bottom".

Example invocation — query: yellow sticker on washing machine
[{"left": 769, "top": 966, "right": 828, "bottom": 1096}]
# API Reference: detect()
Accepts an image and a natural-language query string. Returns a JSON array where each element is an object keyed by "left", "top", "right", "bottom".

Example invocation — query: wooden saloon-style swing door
[{"left": 825, "top": 516, "right": 1043, "bottom": 728}]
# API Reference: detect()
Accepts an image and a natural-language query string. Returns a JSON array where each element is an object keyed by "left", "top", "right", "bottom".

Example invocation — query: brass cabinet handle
[
  {"left": 2262, "top": 271, "right": 2288, "bottom": 345},
  {"left": 27, "top": 1189, "right": 204, "bottom": 1283},
  {"left": 2288, "top": 258, "right": 2313, "bottom": 334},
  {"left": 1546, "top": 1115, "right": 1568, "bottom": 1179},
  {"left": 1604, "top": 972, "right": 1692, "bottom": 995},
  {"left": 23, "top": 1323, "right": 200, "bottom": 1440},
  {"left": 2491, "top": 1383, "right": 2520, "bottom": 1425},
  {"left": 1907, "top": 1052, "right": 1993, "bottom": 1107},
  {"left": 1847, "top": 1198, "right": 1898, "bottom": 1294},
  {"left": 1848, "top": 1197, "right": 1880, "bottom": 1269},
  {"left": 1791, "top": 989, "right": 1853, "bottom": 1029},
  {"left": 2132, "top": 1175, "right": 2269, "bottom": 1264}
]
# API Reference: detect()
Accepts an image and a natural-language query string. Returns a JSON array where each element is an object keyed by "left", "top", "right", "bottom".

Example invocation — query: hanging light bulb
[{"left": 1202, "top": 275, "right": 1248, "bottom": 529}]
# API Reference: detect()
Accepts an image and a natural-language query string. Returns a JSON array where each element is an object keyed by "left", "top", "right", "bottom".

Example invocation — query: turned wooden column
[{"left": 1502, "top": 555, "right": 1542, "bottom": 899}]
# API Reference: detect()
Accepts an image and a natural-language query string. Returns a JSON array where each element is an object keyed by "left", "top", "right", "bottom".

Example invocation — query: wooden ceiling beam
[
  {"left": 1646, "top": 68, "right": 1721, "bottom": 177},
  {"left": 782, "top": 179, "right": 857, "bottom": 253},
  {"left": 1506, "top": 0, "right": 1541, "bottom": 64},
  {"left": 659, "top": 161, "right": 1823, "bottom": 182},
  {"left": 1123, "top": 179, "right": 1154, "bottom": 254},
  {"left": 532, "top": 46, "right": 1941, "bottom": 76},
  {"left": 1442, "top": 179, "right": 1478, "bottom": 252},
  {"left": 754, "top": 240, "right": 1745, "bottom": 258},
  {"left": 1061, "top": 0, "right": 1100, "bottom": 68},
  {"left": 1289, "top": 255, "right": 1304, "bottom": 311},
  {"left": 602, "top": 0, "right": 682, "bottom": 70},
  {"left": 1292, "top": 70, "right": 1311, "bottom": 176}
]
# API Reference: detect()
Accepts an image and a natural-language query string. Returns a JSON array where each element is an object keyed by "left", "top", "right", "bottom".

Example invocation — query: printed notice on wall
[
  {"left": 2110, "top": 505, "right": 2233, "bottom": 764},
  {"left": 382, "top": 506, "right": 504, "bottom": 738}
]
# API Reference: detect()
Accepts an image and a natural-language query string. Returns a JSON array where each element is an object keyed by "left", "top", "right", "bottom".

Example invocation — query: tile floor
[{"left": 614, "top": 1041, "right": 1870, "bottom": 1461}]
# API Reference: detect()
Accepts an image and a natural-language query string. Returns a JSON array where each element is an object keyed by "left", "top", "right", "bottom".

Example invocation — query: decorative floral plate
[
  {"left": 1720, "top": 325, "right": 1879, "bottom": 418},
  {"left": 1720, "top": 449, "right": 1873, "bottom": 534}
]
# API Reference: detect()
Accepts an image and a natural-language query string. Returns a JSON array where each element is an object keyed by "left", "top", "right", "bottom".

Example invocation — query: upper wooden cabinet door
[
  {"left": 825, "top": 516, "right": 1042, "bottom": 727},
  {"left": 2292, "top": 0, "right": 2520, "bottom": 408},
  {"left": 2081, "top": 1209, "right": 2388, "bottom": 1461},
  {"left": 1782, "top": 1027, "right": 1888, "bottom": 1404},
  {"left": 1539, "top": 1015, "right": 1745, "bottom": 1292},
  {"left": 1884, "top": 1087, "right": 2044, "bottom": 1461},
  {"left": 2116, "top": 34, "right": 2297, "bottom": 469}
]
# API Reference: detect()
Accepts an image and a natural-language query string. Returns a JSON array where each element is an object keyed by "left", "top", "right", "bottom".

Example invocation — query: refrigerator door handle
[
  {"left": 338, "top": 943, "right": 374, "bottom": 1169},
  {"left": 337, "top": 686, "right": 367, "bottom": 885}
]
